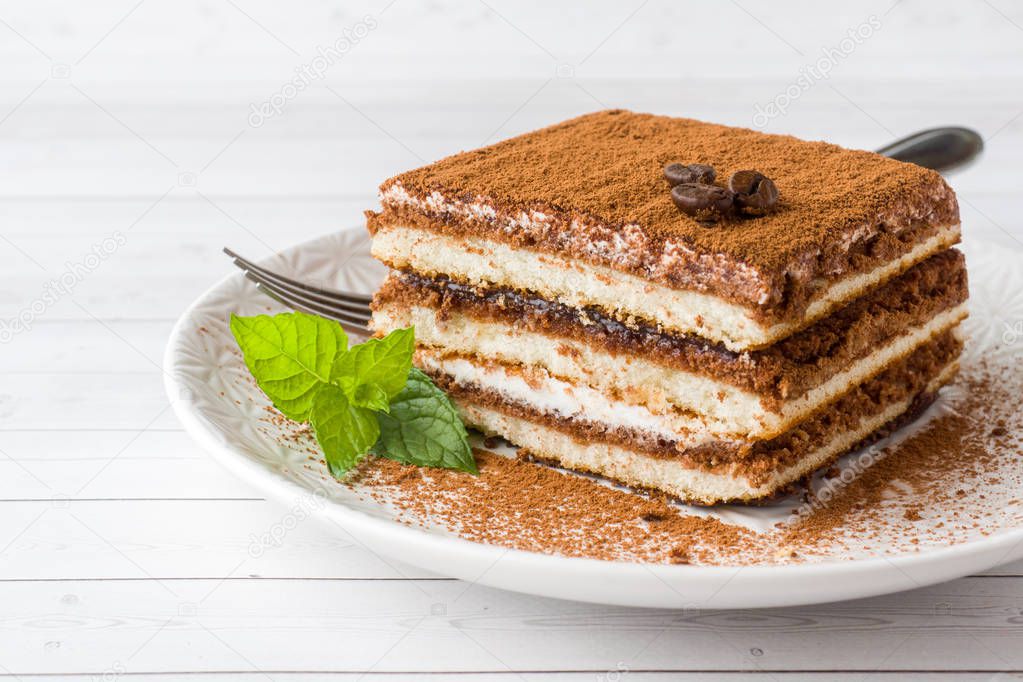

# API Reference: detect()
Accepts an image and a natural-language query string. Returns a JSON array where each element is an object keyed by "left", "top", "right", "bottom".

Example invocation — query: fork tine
[
  {"left": 223, "top": 247, "right": 373, "bottom": 307},
  {"left": 252, "top": 282, "right": 372, "bottom": 337},
  {"left": 244, "top": 273, "right": 372, "bottom": 335},
  {"left": 231, "top": 256, "right": 372, "bottom": 317}
]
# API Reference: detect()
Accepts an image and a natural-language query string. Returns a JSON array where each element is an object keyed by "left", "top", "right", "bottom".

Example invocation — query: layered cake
[{"left": 366, "top": 110, "right": 967, "bottom": 504}]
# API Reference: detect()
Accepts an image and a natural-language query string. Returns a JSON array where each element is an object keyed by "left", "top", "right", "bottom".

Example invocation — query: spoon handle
[{"left": 875, "top": 127, "right": 984, "bottom": 173}]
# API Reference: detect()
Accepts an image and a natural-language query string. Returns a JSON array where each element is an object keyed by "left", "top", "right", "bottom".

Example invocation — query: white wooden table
[{"left": 3, "top": 0, "right": 1023, "bottom": 678}]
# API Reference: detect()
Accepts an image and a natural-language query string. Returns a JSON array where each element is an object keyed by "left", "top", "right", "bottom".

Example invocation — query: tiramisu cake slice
[{"left": 367, "top": 110, "right": 967, "bottom": 504}]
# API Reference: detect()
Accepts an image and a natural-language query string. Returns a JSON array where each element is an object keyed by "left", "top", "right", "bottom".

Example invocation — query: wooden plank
[
  {"left": 0, "top": 438, "right": 257, "bottom": 500},
  {"left": 1, "top": 577, "right": 1022, "bottom": 674},
  {"left": 0, "top": 499, "right": 437, "bottom": 581},
  {"left": 0, "top": 197, "right": 372, "bottom": 236},
  {"left": 0, "top": 322, "right": 175, "bottom": 374},
  {"left": 2, "top": 0, "right": 1023, "bottom": 82},
  {"left": 3, "top": 81, "right": 1021, "bottom": 140},
  {"left": 0, "top": 374, "right": 178, "bottom": 431},
  {"left": 980, "top": 560, "right": 1023, "bottom": 577},
  {"left": 7, "top": 674, "right": 1019, "bottom": 681}
]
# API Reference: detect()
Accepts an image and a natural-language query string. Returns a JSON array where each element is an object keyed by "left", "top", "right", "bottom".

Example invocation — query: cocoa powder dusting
[
  {"left": 348, "top": 450, "right": 757, "bottom": 564},
  {"left": 341, "top": 355, "right": 1023, "bottom": 566},
  {"left": 776, "top": 359, "right": 1023, "bottom": 558},
  {"left": 384, "top": 110, "right": 959, "bottom": 283}
]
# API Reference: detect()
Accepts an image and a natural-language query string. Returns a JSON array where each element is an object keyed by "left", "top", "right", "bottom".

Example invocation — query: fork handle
[{"left": 876, "top": 127, "right": 983, "bottom": 173}]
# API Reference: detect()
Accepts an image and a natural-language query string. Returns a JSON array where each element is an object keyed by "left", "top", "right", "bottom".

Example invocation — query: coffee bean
[
  {"left": 728, "top": 170, "right": 779, "bottom": 215},
  {"left": 728, "top": 170, "right": 766, "bottom": 195},
  {"left": 671, "top": 183, "right": 734, "bottom": 222},
  {"left": 663, "top": 162, "right": 715, "bottom": 187}
]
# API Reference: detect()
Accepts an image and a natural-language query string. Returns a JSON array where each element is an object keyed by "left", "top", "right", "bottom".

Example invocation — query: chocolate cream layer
[
  {"left": 371, "top": 249, "right": 968, "bottom": 439},
  {"left": 369, "top": 218, "right": 960, "bottom": 352},
  {"left": 440, "top": 332, "right": 962, "bottom": 505}
]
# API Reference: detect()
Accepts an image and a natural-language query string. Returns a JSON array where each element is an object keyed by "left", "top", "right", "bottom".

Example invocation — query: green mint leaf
[
  {"left": 372, "top": 368, "right": 478, "bottom": 474},
  {"left": 230, "top": 312, "right": 348, "bottom": 421},
  {"left": 310, "top": 383, "right": 380, "bottom": 477},
  {"left": 350, "top": 383, "right": 391, "bottom": 413},
  {"left": 231, "top": 312, "right": 474, "bottom": 478},
  {"left": 333, "top": 327, "right": 415, "bottom": 412}
]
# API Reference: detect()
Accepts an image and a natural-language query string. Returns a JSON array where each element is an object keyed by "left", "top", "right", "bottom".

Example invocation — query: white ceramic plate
[{"left": 165, "top": 228, "right": 1023, "bottom": 609}]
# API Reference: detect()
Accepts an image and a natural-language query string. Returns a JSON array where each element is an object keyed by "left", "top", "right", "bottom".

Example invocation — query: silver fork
[
  {"left": 223, "top": 126, "right": 984, "bottom": 333},
  {"left": 223, "top": 247, "right": 373, "bottom": 335}
]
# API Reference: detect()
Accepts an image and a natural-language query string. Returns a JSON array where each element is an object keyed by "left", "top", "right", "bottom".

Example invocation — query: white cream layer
[
  {"left": 376, "top": 303, "right": 967, "bottom": 439},
  {"left": 370, "top": 223, "right": 961, "bottom": 352},
  {"left": 417, "top": 350, "right": 726, "bottom": 447},
  {"left": 456, "top": 362, "right": 958, "bottom": 504}
]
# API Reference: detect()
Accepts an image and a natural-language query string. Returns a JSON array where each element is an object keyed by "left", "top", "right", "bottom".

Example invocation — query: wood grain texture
[
  {"left": 2, "top": 0, "right": 1023, "bottom": 676},
  {"left": 11, "top": 676, "right": 1022, "bottom": 681},
  {"left": 4, "top": 577, "right": 1023, "bottom": 675}
]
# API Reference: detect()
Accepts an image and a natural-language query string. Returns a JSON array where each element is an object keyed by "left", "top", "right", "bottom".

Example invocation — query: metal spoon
[{"left": 876, "top": 127, "right": 984, "bottom": 173}]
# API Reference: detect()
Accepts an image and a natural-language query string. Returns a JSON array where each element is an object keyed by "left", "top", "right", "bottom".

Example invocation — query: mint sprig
[
  {"left": 332, "top": 327, "right": 414, "bottom": 412},
  {"left": 230, "top": 312, "right": 476, "bottom": 477},
  {"left": 372, "top": 368, "right": 478, "bottom": 474},
  {"left": 229, "top": 312, "right": 348, "bottom": 422},
  {"left": 310, "top": 384, "right": 379, "bottom": 477}
]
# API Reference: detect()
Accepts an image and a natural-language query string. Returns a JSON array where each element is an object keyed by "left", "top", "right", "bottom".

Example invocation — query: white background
[{"left": 2, "top": 0, "right": 1023, "bottom": 678}]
